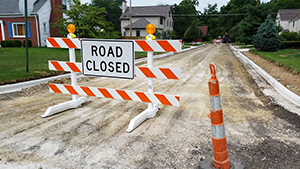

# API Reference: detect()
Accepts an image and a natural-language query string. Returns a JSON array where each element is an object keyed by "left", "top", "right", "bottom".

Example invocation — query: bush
[
  {"left": 13, "top": 40, "right": 22, "bottom": 47},
  {"left": 281, "top": 41, "right": 300, "bottom": 49},
  {"left": 280, "top": 32, "right": 300, "bottom": 41},
  {"left": 0, "top": 40, "right": 13, "bottom": 47},
  {"left": 22, "top": 40, "right": 32, "bottom": 47}
]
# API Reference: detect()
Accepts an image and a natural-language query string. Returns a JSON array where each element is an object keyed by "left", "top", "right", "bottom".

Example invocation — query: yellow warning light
[
  {"left": 146, "top": 23, "right": 156, "bottom": 35},
  {"left": 67, "top": 24, "right": 76, "bottom": 34}
]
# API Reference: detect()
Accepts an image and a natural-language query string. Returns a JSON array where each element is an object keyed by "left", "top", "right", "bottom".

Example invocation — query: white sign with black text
[{"left": 81, "top": 39, "right": 135, "bottom": 79}]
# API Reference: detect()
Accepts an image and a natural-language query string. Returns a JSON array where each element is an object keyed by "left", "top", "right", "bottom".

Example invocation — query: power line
[{"left": 173, "top": 13, "right": 246, "bottom": 17}]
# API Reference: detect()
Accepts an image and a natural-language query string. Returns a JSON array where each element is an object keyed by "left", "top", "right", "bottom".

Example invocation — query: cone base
[{"left": 198, "top": 156, "right": 244, "bottom": 169}]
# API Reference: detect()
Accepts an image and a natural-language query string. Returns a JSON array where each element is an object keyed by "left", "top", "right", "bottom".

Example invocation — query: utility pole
[
  {"left": 130, "top": 0, "right": 132, "bottom": 38},
  {"left": 25, "top": 0, "right": 29, "bottom": 72}
]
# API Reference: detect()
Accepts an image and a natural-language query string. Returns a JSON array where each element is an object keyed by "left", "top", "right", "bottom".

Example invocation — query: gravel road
[{"left": 0, "top": 44, "right": 299, "bottom": 169}]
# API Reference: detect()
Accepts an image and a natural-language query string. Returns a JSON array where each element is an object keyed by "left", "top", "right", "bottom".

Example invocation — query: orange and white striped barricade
[
  {"left": 199, "top": 64, "right": 244, "bottom": 169},
  {"left": 42, "top": 35, "right": 89, "bottom": 118},
  {"left": 43, "top": 36, "right": 182, "bottom": 132}
]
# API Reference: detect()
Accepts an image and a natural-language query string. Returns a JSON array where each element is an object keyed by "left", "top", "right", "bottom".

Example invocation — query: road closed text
[{"left": 81, "top": 40, "right": 134, "bottom": 79}]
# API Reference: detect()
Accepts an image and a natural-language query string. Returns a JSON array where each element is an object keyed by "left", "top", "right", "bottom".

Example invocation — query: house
[
  {"left": 276, "top": 9, "right": 300, "bottom": 33},
  {"left": 120, "top": 1, "right": 173, "bottom": 38},
  {"left": 0, "top": 0, "right": 65, "bottom": 46}
]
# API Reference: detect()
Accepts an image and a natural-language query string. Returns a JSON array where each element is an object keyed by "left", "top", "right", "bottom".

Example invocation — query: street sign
[{"left": 81, "top": 39, "right": 135, "bottom": 79}]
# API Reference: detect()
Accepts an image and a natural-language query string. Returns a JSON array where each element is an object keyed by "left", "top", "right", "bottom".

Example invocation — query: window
[
  {"left": 43, "top": 23, "right": 47, "bottom": 33},
  {"left": 136, "top": 30, "right": 140, "bottom": 37},
  {"left": 167, "top": 20, "right": 168, "bottom": 26},
  {"left": 160, "top": 17, "right": 163, "bottom": 25},
  {"left": 8, "top": 22, "right": 31, "bottom": 38},
  {"left": 12, "top": 23, "right": 25, "bottom": 37},
  {"left": 293, "top": 21, "right": 295, "bottom": 27},
  {"left": 62, "top": 0, "right": 67, "bottom": 10},
  {"left": 169, "top": 11, "right": 171, "bottom": 17}
]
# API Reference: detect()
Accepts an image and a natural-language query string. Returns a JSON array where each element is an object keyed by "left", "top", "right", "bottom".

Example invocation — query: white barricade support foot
[
  {"left": 126, "top": 104, "right": 159, "bottom": 132},
  {"left": 41, "top": 97, "right": 89, "bottom": 117}
]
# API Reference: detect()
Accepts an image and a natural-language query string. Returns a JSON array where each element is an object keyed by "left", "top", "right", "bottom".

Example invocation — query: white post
[
  {"left": 126, "top": 34, "right": 158, "bottom": 132},
  {"left": 147, "top": 37, "right": 154, "bottom": 110},
  {"left": 68, "top": 43, "right": 78, "bottom": 101},
  {"left": 41, "top": 31, "right": 89, "bottom": 118}
]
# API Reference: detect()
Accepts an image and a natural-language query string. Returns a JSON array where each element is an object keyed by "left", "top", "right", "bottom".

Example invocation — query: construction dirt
[{"left": 0, "top": 44, "right": 299, "bottom": 168}]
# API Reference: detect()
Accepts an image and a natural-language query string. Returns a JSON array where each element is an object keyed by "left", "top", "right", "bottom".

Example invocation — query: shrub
[
  {"left": 13, "top": 40, "right": 22, "bottom": 47},
  {"left": 281, "top": 41, "right": 300, "bottom": 49},
  {"left": 0, "top": 40, "right": 13, "bottom": 47},
  {"left": 0, "top": 40, "right": 6, "bottom": 47},
  {"left": 280, "top": 32, "right": 300, "bottom": 41},
  {"left": 22, "top": 40, "right": 32, "bottom": 47},
  {"left": 253, "top": 15, "right": 281, "bottom": 52}
]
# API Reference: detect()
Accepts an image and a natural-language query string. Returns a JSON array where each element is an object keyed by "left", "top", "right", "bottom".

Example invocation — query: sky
[{"left": 80, "top": 0, "right": 271, "bottom": 12}]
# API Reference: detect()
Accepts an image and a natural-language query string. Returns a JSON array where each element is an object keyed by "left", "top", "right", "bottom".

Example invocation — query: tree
[
  {"left": 275, "top": 0, "right": 300, "bottom": 10},
  {"left": 253, "top": 15, "right": 281, "bottom": 51},
  {"left": 91, "top": 0, "right": 122, "bottom": 31},
  {"left": 220, "top": 0, "right": 258, "bottom": 34},
  {"left": 172, "top": 0, "right": 200, "bottom": 38},
  {"left": 52, "top": 0, "right": 120, "bottom": 38},
  {"left": 184, "top": 23, "right": 203, "bottom": 42},
  {"left": 238, "top": 2, "right": 275, "bottom": 44}
]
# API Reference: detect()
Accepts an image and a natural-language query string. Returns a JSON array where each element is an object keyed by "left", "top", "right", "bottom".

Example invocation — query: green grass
[
  {"left": 0, "top": 47, "right": 162, "bottom": 83},
  {"left": 250, "top": 49, "right": 300, "bottom": 73}
]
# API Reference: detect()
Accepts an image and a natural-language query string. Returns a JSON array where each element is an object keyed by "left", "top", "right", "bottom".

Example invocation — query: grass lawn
[
  {"left": 250, "top": 49, "right": 300, "bottom": 73},
  {"left": 0, "top": 47, "right": 162, "bottom": 83}
]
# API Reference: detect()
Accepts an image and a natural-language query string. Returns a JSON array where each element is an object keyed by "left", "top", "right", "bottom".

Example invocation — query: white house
[
  {"left": 276, "top": 9, "right": 300, "bottom": 33},
  {"left": 120, "top": 1, "right": 173, "bottom": 38}
]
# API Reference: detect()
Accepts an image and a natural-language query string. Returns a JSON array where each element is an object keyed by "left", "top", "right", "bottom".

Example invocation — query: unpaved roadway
[{"left": 0, "top": 44, "right": 299, "bottom": 168}]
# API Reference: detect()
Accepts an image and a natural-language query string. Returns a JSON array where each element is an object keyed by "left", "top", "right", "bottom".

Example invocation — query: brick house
[{"left": 0, "top": 0, "right": 65, "bottom": 46}]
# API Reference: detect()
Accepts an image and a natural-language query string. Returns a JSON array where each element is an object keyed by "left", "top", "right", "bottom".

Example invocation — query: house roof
[
  {"left": 0, "top": 0, "right": 47, "bottom": 15},
  {"left": 32, "top": 0, "right": 48, "bottom": 13},
  {"left": 120, "top": 5, "right": 172, "bottom": 20},
  {"left": 199, "top": 26, "right": 208, "bottom": 37},
  {"left": 123, "top": 18, "right": 150, "bottom": 29},
  {"left": 0, "top": 0, "right": 21, "bottom": 15},
  {"left": 278, "top": 9, "right": 300, "bottom": 21}
]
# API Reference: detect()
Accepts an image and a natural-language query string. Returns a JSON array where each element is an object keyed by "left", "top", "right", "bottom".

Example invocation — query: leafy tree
[
  {"left": 52, "top": 0, "right": 120, "bottom": 38},
  {"left": 200, "top": 3, "right": 220, "bottom": 40},
  {"left": 275, "top": 0, "right": 300, "bottom": 9},
  {"left": 172, "top": 0, "right": 200, "bottom": 38},
  {"left": 207, "top": 17, "right": 223, "bottom": 39},
  {"left": 253, "top": 15, "right": 281, "bottom": 51},
  {"left": 220, "top": 0, "right": 258, "bottom": 35},
  {"left": 91, "top": 0, "right": 122, "bottom": 31},
  {"left": 238, "top": 2, "right": 275, "bottom": 44},
  {"left": 184, "top": 22, "right": 203, "bottom": 42}
]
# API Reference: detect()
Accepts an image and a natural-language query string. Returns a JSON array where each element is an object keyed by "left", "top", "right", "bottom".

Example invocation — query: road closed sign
[{"left": 81, "top": 39, "right": 135, "bottom": 79}]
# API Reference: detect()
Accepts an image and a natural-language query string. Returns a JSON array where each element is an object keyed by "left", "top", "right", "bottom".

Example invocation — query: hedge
[
  {"left": 281, "top": 41, "right": 300, "bottom": 49},
  {"left": 13, "top": 40, "right": 22, "bottom": 47},
  {"left": 22, "top": 40, "right": 32, "bottom": 47}
]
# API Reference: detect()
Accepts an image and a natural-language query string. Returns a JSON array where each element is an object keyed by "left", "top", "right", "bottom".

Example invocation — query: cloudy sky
[{"left": 80, "top": 0, "right": 271, "bottom": 12}]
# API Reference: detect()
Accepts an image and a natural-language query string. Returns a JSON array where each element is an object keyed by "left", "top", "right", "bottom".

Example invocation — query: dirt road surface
[{"left": 0, "top": 44, "right": 299, "bottom": 168}]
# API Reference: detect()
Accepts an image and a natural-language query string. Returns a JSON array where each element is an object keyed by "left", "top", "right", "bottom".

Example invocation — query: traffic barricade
[{"left": 43, "top": 24, "right": 182, "bottom": 132}]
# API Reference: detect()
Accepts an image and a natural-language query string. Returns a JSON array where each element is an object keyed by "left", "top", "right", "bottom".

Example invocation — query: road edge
[{"left": 230, "top": 45, "right": 300, "bottom": 108}]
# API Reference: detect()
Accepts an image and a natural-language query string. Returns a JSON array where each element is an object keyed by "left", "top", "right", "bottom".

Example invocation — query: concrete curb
[
  {"left": 230, "top": 45, "right": 300, "bottom": 107},
  {"left": 0, "top": 45, "right": 204, "bottom": 95}
]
